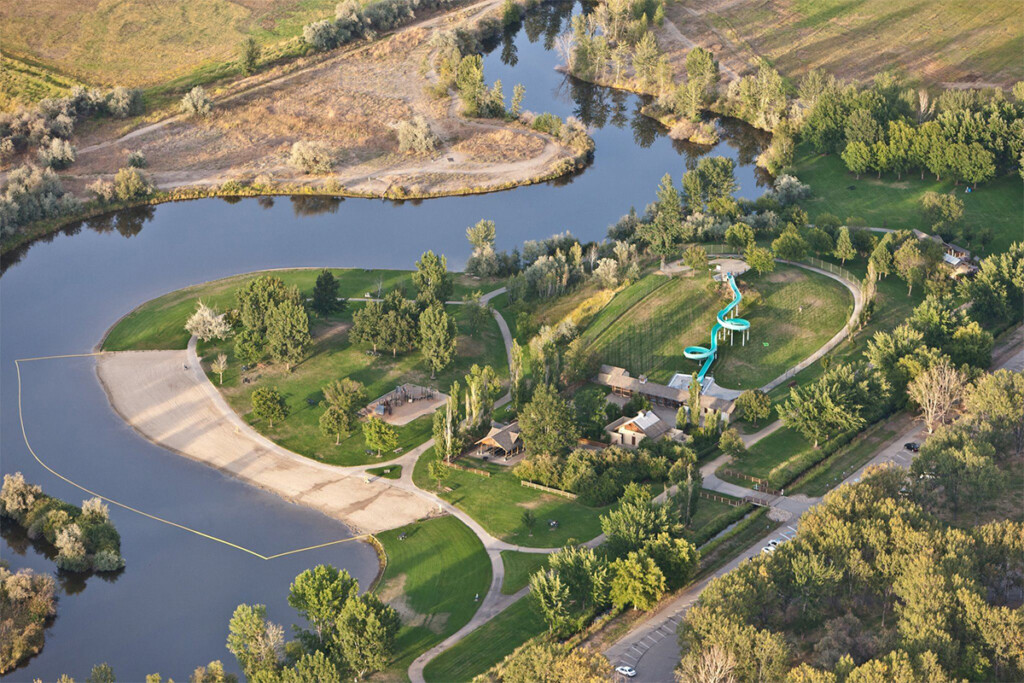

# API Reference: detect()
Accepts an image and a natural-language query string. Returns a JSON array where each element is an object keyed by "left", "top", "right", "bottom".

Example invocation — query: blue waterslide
[{"left": 683, "top": 272, "right": 750, "bottom": 382}]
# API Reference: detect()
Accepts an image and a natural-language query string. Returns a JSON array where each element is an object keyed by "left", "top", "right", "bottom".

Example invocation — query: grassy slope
[
  {"left": 698, "top": 0, "right": 1022, "bottom": 87},
  {"left": 422, "top": 595, "right": 546, "bottom": 683},
  {"left": 102, "top": 268, "right": 492, "bottom": 351},
  {"left": 499, "top": 551, "right": 550, "bottom": 595},
  {"left": 412, "top": 448, "right": 610, "bottom": 548},
  {"left": 375, "top": 516, "right": 492, "bottom": 675},
  {"left": 722, "top": 426, "right": 815, "bottom": 482},
  {"left": 0, "top": 0, "right": 338, "bottom": 93},
  {"left": 580, "top": 267, "right": 851, "bottom": 390},
  {"left": 794, "top": 144, "right": 1023, "bottom": 256}
]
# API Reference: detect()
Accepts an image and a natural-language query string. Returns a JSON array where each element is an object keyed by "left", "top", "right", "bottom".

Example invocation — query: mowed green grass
[
  {"left": 422, "top": 595, "right": 546, "bottom": 683},
  {"left": 375, "top": 516, "right": 492, "bottom": 674},
  {"left": 101, "top": 267, "right": 491, "bottom": 351},
  {"left": 197, "top": 301, "right": 506, "bottom": 466},
  {"left": 499, "top": 551, "right": 550, "bottom": 595},
  {"left": 696, "top": 0, "right": 1022, "bottom": 87},
  {"left": 0, "top": 0, "right": 338, "bottom": 92},
  {"left": 412, "top": 449, "right": 609, "bottom": 548},
  {"left": 720, "top": 426, "right": 814, "bottom": 484},
  {"left": 581, "top": 267, "right": 851, "bottom": 390},
  {"left": 794, "top": 144, "right": 1024, "bottom": 256}
]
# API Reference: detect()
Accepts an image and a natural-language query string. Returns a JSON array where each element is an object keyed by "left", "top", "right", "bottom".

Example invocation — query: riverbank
[{"left": 94, "top": 347, "right": 437, "bottom": 535}]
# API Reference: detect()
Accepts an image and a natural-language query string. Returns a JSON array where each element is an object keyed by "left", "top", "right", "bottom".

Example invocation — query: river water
[{"left": 0, "top": 3, "right": 767, "bottom": 679}]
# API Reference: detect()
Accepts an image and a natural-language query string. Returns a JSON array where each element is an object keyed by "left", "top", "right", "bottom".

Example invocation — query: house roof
[
  {"left": 596, "top": 365, "right": 736, "bottom": 414},
  {"left": 605, "top": 410, "right": 671, "bottom": 440},
  {"left": 476, "top": 421, "right": 521, "bottom": 452}
]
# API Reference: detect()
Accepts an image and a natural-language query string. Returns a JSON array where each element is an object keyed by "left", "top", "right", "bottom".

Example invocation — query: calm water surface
[{"left": 0, "top": 3, "right": 767, "bottom": 678}]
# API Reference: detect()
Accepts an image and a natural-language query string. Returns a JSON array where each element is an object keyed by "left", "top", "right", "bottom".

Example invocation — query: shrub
[
  {"left": 126, "top": 150, "right": 147, "bottom": 168},
  {"left": 113, "top": 167, "right": 152, "bottom": 200},
  {"left": 179, "top": 86, "right": 212, "bottom": 117},
  {"left": 0, "top": 164, "right": 78, "bottom": 238},
  {"left": 87, "top": 179, "right": 116, "bottom": 203},
  {"left": 289, "top": 141, "right": 333, "bottom": 174},
  {"left": 92, "top": 549, "right": 126, "bottom": 572},
  {"left": 37, "top": 137, "right": 76, "bottom": 169},
  {"left": 396, "top": 116, "right": 438, "bottom": 154},
  {"left": 106, "top": 87, "right": 144, "bottom": 118}
]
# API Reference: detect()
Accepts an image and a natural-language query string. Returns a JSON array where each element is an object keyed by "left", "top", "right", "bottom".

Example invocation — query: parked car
[
  {"left": 768, "top": 538, "right": 783, "bottom": 547},
  {"left": 761, "top": 545, "right": 776, "bottom": 555},
  {"left": 904, "top": 442, "right": 920, "bottom": 452},
  {"left": 615, "top": 665, "right": 637, "bottom": 678}
]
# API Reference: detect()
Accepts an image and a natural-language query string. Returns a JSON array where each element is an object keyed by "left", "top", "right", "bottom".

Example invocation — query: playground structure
[{"left": 684, "top": 272, "right": 750, "bottom": 382}]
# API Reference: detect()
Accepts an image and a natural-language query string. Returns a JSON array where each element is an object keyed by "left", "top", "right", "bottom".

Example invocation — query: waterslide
[{"left": 684, "top": 272, "right": 750, "bottom": 382}]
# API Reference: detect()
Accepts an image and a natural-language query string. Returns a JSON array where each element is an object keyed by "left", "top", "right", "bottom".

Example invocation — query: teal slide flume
[{"left": 684, "top": 272, "right": 749, "bottom": 382}]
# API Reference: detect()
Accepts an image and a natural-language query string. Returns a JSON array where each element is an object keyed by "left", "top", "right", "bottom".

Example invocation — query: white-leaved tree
[{"left": 185, "top": 300, "right": 231, "bottom": 342}]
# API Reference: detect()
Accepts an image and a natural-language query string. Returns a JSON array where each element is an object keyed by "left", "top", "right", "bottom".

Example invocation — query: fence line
[
  {"left": 699, "top": 244, "right": 858, "bottom": 285},
  {"left": 720, "top": 468, "right": 783, "bottom": 496},
  {"left": 445, "top": 460, "right": 491, "bottom": 477},
  {"left": 521, "top": 480, "right": 578, "bottom": 499},
  {"left": 699, "top": 490, "right": 745, "bottom": 507}
]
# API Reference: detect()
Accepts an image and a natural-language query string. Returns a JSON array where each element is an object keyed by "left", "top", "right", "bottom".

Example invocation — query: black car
[{"left": 904, "top": 442, "right": 920, "bottom": 452}]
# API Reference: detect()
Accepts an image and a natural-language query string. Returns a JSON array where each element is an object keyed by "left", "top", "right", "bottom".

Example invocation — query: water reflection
[
  {"left": 0, "top": 519, "right": 123, "bottom": 596},
  {"left": 291, "top": 195, "right": 343, "bottom": 216}
]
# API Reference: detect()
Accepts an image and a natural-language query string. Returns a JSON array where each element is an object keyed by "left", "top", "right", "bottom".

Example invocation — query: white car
[
  {"left": 761, "top": 545, "right": 776, "bottom": 555},
  {"left": 768, "top": 538, "right": 782, "bottom": 547},
  {"left": 616, "top": 665, "right": 637, "bottom": 678}
]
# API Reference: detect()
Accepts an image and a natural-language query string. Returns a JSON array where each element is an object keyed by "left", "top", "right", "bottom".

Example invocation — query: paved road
[{"left": 604, "top": 329, "right": 1024, "bottom": 681}]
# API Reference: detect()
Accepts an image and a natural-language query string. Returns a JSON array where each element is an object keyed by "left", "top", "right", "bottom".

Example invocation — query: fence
[
  {"left": 445, "top": 460, "right": 491, "bottom": 477},
  {"left": 699, "top": 490, "right": 745, "bottom": 507},
  {"left": 720, "top": 468, "right": 783, "bottom": 496},
  {"left": 521, "top": 480, "right": 578, "bottom": 499},
  {"left": 701, "top": 244, "right": 859, "bottom": 286}
]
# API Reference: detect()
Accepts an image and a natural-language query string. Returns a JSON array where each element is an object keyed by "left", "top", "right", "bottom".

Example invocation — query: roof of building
[
  {"left": 476, "top": 421, "right": 522, "bottom": 452},
  {"left": 605, "top": 410, "right": 672, "bottom": 440},
  {"left": 596, "top": 365, "right": 736, "bottom": 414}
]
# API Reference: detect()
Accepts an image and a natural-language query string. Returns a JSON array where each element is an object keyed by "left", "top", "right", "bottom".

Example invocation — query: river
[{"left": 0, "top": 3, "right": 767, "bottom": 679}]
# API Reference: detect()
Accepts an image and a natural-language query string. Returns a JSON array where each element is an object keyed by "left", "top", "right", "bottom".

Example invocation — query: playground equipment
[{"left": 684, "top": 272, "right": 750, "bottom": 382}]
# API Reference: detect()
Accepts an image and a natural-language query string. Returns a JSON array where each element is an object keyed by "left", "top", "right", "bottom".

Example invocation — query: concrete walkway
[{"left": 602, "top": 327, "right": 1024, "bottom": 682}]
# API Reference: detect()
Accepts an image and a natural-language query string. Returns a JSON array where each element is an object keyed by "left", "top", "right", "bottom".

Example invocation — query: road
[{"left": 603, "top": 328, "right": 1024, "bottom": 682}]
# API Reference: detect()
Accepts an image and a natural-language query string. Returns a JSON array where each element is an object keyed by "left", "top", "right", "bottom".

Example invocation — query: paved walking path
[{"left": 603, "top": 327, "right": 1024, "bottom": 682}]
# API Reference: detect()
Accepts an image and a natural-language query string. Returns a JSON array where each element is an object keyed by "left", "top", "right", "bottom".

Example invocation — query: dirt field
[
  {"left": 96, "top": 348, "right": 437, "bottom": 534},
  {"left": 658, "top": 0, "right": 1023, "bottom": 87},
  {"left": 60, "top": 4, "right": 577, "bottom": 198}
]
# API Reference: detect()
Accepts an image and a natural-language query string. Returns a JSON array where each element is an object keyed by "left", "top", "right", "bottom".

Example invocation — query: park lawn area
[
  {"left": 413, "top": 449, "right": 609, "bottom": 548},
  {"left": 375, "top": 516, "right": 492, "bottom": 675},
  {"left": 422, "top": 595, "right": 547, "bottom": 683},
  {"left": 720, "top": 426, "right": 815, "bottom": 484},
  {"left": 194, "top": 299, "right": 507, "bottom": 466},
  {"left": 101, "top": 267, "right": 495, "bottom": 351},
  {"left": 368, "top": 465, "right": 403, "bottom": 480},
  {"left": 712, "top": 267, "right": 852, "bottom": 388},
  {"left": 793, "top": 144, "right": 1024, "bottom": 256},
  {"left": 789, "top": 422, "right": 902, "bottom": 497},
  {"left": 500, "top": 551, "right": 550, "bottom": 595},
  {"left": 579, "top": 266, "right": 851, "bottom": 391},
  {"left": 766, "top": 258, "right": 925, "bottom": 403}
]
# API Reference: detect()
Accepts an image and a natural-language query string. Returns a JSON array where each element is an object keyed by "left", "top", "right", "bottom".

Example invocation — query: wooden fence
[
  {"left": 699, "top": 490, "right": 745, "bottom": 507},
  {"left": 720, "top": 468, "right": 783, "bottom": 496},
  {"left": 445, "top": 460, "right": 491, "bottom": 477},
  {"left": 521, "top": 480, "right": 578, "bottom": 499}
]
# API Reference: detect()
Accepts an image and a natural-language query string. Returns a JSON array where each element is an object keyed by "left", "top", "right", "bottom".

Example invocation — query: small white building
[{"left": 604, "top": 410, "right": 686, "bottom": 449}]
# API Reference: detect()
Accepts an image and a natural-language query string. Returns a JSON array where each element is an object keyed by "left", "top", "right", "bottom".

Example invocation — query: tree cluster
[
  {"left": 227, "top": 563, "right": 400, "bottom": 681},
  {"left": 678, "top": 467, "right": 1024, "bottom": 682},
  {"left": 0, "top": 562, "right": 57, "bottom": 674},
  {"left": 0, "top": 473, "right": 125, "bottom": 573}
]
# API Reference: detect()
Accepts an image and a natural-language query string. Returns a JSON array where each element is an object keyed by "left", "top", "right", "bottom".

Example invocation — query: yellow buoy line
[{"left": 13, "top": 353, "right": 366, "bottom": 560}]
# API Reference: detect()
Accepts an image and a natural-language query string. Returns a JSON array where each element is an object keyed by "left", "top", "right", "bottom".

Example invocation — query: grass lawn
[
  {"left": 499, "top": 551, "right": 550, "bottom": 595},
  {"left": 579, "top": 266, "right": 851, "bottom": 390},
  {"left": 413, "top": 449, "right": 609, "bottom": 548},
  {"left": 102, "top": 268, "right": 506, "bottom": 467},
  {"left": 368, "top": 465, "right": 403, "bottom": 480},
  {"left": 375, "top": 516, "right": 492, "bottom": 675},
  {"left": 720, "top": 426, "right": 815, "bottom": 485},
  {"left": 793, "top": 144, "right": 1024, "bottom": 256},
  {"left": 422, "top": 595, "right": 546, "bottom": 683},
  {"left": 102, "top": 267, "right": 495, "bottom": 351},
  {"left": 683, "top": 492, "right": 743, "bottom": 540}
]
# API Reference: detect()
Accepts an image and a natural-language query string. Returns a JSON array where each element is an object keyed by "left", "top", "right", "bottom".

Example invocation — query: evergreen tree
[{"left": 419, "top": 304, "right": 457, "bottom": 378}]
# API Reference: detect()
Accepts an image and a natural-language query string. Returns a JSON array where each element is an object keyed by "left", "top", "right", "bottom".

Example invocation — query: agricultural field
[
  {"left": 0, "top": 0, "right": 337, "bottom": 92},
  {"left": 793, "top": 144, "right": 1024, "bottom": 256},
  {"left": 665, "top": 0, "right": 1023, "bottom": 88},
  {"left": 375, "top": 516, "right": 492, "bottom": 673},
  {"left": 580, "top": 266, "right": 852, "bottom": 390}
]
